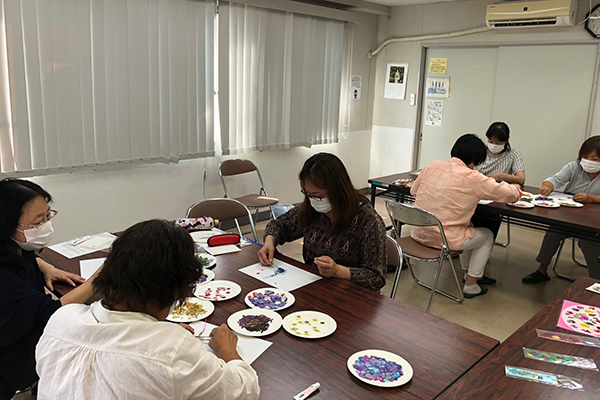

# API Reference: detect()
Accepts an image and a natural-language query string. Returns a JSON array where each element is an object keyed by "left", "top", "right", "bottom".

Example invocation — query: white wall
[
  {"left": 30, "top": 11, "right": 380, "bottom": 244},
  {"left": 371, "top": 0, "right": 600, "bottom": 177}
]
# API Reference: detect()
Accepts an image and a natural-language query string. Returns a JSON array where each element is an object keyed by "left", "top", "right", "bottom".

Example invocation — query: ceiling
[{"left": 361, "top": 0, "right": 466, "bottom": 7}]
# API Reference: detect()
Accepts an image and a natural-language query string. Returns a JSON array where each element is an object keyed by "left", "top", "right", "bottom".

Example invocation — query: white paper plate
[
  {"left": 282, "top": 311, "right": 337, "bottom": 339},
  {"left": 507, "top": 201, "right": 534, "bottom": 209},
  {"left": 166, "top": 297, "right": 214, "bottom": 323},
  {"left": 557, "top": 200, "right": 583, "bottom": 208},
  {"left": 194, "top": 280, "right": 241, "bottom": 301},
  {"left": 245, "top": 288, "right": 295, "bottom": 311},
  {"left": 196, "top": 253, "right": 217, "bottom": 268},
  {"left": 196, "top": 269, "right": 215, "bottom": 286},
  {"left": 347, "top": 349, "right": 414, "bottom": 388},
  {"left": 227, "top": 309, "right": 282, "bottom": 337},
  {"left": 533, "top": 199, "right": 560, "bottom": 208}
]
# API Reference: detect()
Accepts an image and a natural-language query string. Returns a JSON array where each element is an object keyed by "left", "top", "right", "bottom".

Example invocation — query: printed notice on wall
[
  {"left": 425, "top": 100, "right": 443, "bottom": 126},
  {"left": 351, "top": 75, "right": 362, "bottom": 100},
  {"left": 384, "top": 63, "right": 408, "bottom": 100},
  {"left": 426, "top": 78, "right": 450, "bottom": 98},
  {"left": 429, "top": 58, "right": 447, "bottom": 74}
]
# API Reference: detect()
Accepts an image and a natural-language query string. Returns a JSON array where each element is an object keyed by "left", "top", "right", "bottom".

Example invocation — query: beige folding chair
[
  {"left": 218, "top": 159, "right": 279, "bottom": 225},
  {"left": 186, "top": 198, "right": 258, "bottom": 241},
  {"left": 385, "top": 200, "right": 464, "bottom": 313},
  {"left": 551, "top": 237, "right": 588, "bottom": 282},
  {"left": 386, "top": 235, "right": 403, "bottom": 299}
]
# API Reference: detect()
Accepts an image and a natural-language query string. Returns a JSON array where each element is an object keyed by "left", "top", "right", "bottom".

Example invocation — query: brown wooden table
[
  {"left": 41, "top": 244, "right": 499, "bottom": 400},
  {"left": 436, "top": 276, "right": 600, "bottom": 399},
  {"left": 369, "top": 172, "right": 600, "bottom": 242}
]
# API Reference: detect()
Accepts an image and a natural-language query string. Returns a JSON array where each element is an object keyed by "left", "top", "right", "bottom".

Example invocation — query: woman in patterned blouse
[{"left": 257, "top": 153, "right": 387, "bottom": 292}]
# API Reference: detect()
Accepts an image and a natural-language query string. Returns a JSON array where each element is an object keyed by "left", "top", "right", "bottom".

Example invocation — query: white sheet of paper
[
  {"left": 79, "top": 258, "right": 106, "bottom": 280},
  {"left": 77, "top": 233, "right": 116, "bottom": 249},
  {"left": 188, "top": 321, "right": 272, "bottom": 365},
  {"left": 239, "top": 258, "right": 322, "bottom": 292},
  {"left": 206, "top": 245, "right": 241, "bottom": 256},
  {"left": 49, "top": 233, "right": 116, "bottom": 259}
]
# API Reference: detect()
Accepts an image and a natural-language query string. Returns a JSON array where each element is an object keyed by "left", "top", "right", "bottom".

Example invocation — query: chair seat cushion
[
  {"left": 234, "top": 195, "right": 279, "bottom": 208},
  {"left": 396, "top": 236, "right": 462, "bottom": 260}
]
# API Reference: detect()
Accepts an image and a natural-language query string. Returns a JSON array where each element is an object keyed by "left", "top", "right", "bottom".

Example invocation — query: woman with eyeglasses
[
  {"left": 0, "top": 178, "right": 97, "bottom": 399},
  {"left": 257, "top": 153, "right": 387, "bottom": 291}
]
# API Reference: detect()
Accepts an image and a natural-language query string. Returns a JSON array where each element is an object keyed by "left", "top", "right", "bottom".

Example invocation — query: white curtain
[
  {"left": 219, "top": 2, "right": 347, "bottom": 155},
  {"left": 0, "top": 0, "right": 214, "bottom": 176}
]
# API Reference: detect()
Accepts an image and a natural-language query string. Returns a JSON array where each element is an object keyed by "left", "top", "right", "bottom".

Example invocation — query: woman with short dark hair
[
  {"left": 522, "top": 135, "right": 600, "bottom": 283},
  {"left": 0, "top": 178, "right": 96, "bottom": 399},
  {"left": 36, "top": 219, "right": 260, "bottom": 399},
  {"left": 410, "top": 134, "right": 521, "bottom": 298},
  {"left": 257, "top": 153, "right": 387, "bottom": 292}
]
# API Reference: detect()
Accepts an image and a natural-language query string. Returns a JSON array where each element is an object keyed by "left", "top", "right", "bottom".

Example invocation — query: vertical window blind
[
  {"left": 219, "top": 1, "right": 348, "bottom": 155},
  {"left": 0, "top": 0, "right": 214, "bottom": 176}
]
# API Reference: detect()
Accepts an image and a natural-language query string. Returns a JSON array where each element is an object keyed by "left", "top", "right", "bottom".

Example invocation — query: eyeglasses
[
  {"left": 19, "top": 209, "right": 58, "bottom": 229},
  {"left": 300, "top": 189, "right": 328, "bottom": 202}
]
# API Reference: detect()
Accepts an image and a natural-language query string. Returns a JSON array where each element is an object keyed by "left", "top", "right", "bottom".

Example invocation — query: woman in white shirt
[{"left": 35, "top": 219, "right": 260, "bottom": 400}]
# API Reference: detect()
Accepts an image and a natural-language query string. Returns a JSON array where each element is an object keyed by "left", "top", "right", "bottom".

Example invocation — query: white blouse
[{"left": 35, "top": 301, "right": 260, "bottom": 400}]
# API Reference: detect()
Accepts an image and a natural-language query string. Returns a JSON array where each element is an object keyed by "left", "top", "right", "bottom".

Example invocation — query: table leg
[{"left": 370, "top": 184, "right": 376, "bottom": 206}]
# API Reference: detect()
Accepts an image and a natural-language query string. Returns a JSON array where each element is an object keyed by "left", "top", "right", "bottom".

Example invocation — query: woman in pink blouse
[{"left": 411, "top": 134, "right": 521, "bottom": 298}]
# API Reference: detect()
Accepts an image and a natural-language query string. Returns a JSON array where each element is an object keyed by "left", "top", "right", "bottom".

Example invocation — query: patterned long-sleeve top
[{"left": 264, "top": 203, "right": 387, "bottom": 292}]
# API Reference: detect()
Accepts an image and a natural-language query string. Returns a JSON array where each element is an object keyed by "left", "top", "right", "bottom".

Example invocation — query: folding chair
[
  {"left": 551, "top": 237, "right": 588, "bottom": 282},
  {"left": 186, "top": 198, "right": 258, "bottom": 241},
  {"left": 494, "top": 217, "right": 511, "bottom": 247},
  {"left": 218, "top": 159, "right": 279, "bottom": 226},
  {"left": 386, "top": 235, "right": 403, "bottom": 300},
  {"left": 385, "top": 200, "right": 464, "bottom": 313}
]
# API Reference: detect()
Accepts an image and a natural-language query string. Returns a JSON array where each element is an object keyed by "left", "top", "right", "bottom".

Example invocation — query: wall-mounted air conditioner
[{"left": 486, "top": 0, "right": 578, "bottom": 28}]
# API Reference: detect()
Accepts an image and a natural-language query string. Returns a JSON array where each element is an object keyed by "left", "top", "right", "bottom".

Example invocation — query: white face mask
[
  {"left": 13, "top": 220, "right": 54, "bottom": 251},
  {"left": 309, "top": 197, "right": 332, "bottom": 214},
  {"left": 580, "top": 159, "right": 600, "bottom": 174},
  {"left": 486, "top": 142, "right": 505, "bottom": 154}
]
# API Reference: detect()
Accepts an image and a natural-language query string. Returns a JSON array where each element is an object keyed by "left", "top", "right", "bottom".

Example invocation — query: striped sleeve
[{"left": 510, "top": 149, "right": 525, "bottom": 174}]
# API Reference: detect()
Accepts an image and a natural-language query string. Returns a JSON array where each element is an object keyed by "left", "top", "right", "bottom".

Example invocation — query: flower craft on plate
[
  {"left": 165, "top": 297, "right": 214, "bottom": 323},
  {"left": 282, "top": 311, "right": 337, "bottom": 339},
  {"left": 227, "top": 309, "right": 282, "bottom": 337},
  {"left": 238, "top": 315, "right": 272, "bottom": 333},
  {"left": 347, "top": 350, "right": 414, "bottom": 388},
  {"left": 245, "top": 288, "right": 295, "bottom": 311},
  {"left": 352, "top": 355, "right": 403, "bottom": 383},
  {"left": 194, "top": 280, "right": 241, "bottom": 301}
]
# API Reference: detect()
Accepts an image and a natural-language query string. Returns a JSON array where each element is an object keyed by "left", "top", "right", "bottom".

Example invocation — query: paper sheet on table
[
  {"left": 206, "top": 244, "right": 241, "bottom": 256},
  {"left": 478, "top": 200, "right": 494, "bottom": 205},
  {"left": 79, "top": 258, "right": 106, "bottom": 280},
  {"left": 188, "top": 321, "right": 272, "bottom": 365},
  {"left": 48, "top": 232, "right": 116, "bottom": 259},
  {"left": 239, "top": 258, "right": 322, "bottom": 292}
]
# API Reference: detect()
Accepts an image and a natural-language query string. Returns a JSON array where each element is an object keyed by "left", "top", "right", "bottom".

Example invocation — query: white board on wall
[{"left": 418, "top": 44, "right": 598, "bottom": 187}]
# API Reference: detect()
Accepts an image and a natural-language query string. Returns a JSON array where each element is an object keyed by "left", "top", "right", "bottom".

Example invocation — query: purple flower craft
[
  {"left": 202, "top": 286, "right": 231, "bottom": 300},
  {"left": 248, "top": 290, "right": 288, "bottom": 310},
  {"left": 238, "top": 314, "right": 273, "bottom": 333},
  {"left": 353, "top": 355, "right": 403, "bottom": 383}
]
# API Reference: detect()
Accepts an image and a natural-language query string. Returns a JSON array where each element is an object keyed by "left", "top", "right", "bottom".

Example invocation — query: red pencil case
[{"left": 207, "top": 233, "right": 240, "bottom": 246}]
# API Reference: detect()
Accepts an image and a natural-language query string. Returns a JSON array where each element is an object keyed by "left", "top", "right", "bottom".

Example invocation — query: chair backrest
[
  {"left": 385, "top": 199, "right": 451, "bottom": 250},
  {"left": 186, "top": 198, "right": 258, "bottom": 240},
  {"left": 386, "top": 234, "right": 403, "bottom": 271},
  {"left": 219, "top": 159, "right": 257, "bottom": 176},
  {"left": 218, "top": 159, "right": 269, "bottom": 198}
]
